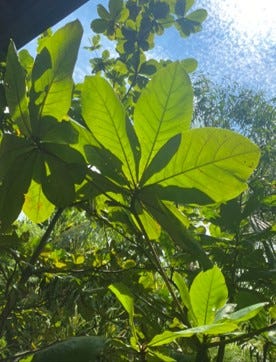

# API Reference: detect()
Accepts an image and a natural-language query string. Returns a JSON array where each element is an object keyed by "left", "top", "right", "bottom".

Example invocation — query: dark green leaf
[
  {"left": 5, "top": 41, "right": 31, "bottom": 135},
  {"left": 0, "top": 151, "right": 36, "bottom": 230},
  {"left": 142, "top": 197, "right": 212, "bottom": 269},
  {"left": 142, "top": 185, "right": 213, "bottom": 205},
  {"left": 32, "top": 336, "right": 106, "bottom": 362},
  {"left": 109, "top": 0, "right": 124, "bottom": 18},
  {"left": 141, "top": 134, "right": 181, "bottom": 184},
  {"left": 91, "top": 18, "right": 109, "bottom": 33},
  {"left": 39, "top": 117, "right": 79, "bottom": 144},
  {"left": 41, "top": 143, "right": 86, "bottom": 184},
  {"left": 42, "top": 158, "right": 75, "bottom": 207},
  {"left": 97, "top": 4, "right": 111, "bottom": 20},
  {"left": 84, "top": 144, "right": 126, "bottom": 185}
]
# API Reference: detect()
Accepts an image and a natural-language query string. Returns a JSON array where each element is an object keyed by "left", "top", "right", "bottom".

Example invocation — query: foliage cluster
[{"left": 0, "top": 0, "right": 275, "bottom": 361}]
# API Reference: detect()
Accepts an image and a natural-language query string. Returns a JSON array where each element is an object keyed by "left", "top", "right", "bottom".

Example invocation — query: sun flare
[{"left": 212, "top": 0, "right": 275, "bottom": 40}]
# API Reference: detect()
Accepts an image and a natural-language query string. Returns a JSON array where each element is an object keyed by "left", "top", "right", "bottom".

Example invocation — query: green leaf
[
  {"left": 173, "top": 272, "right": 197, "bottom": 324},
  {"left": 141, "top": 134, "right": 181, "bottom": 183},
  {"left": 148, "top": 350, "right": 176, "bottom": 361},
  {"left": 0, "top": 135, "right": 34, "bottom": 178},
  {"left": 42, "top": 161, "right": 75, "bottom": 207},
  {"left": 84, "top": 144, "right": 126, "bottom": 185},
  {"left": 97, "top": 4, "right": 111, "bottom": 20},
  {"left": 134, "top": 62, "right": 193, "bottom": 181},
  {"left": 109, "top": 283, "right": 134, "bottom": 320},
  {"left": 41, "top": 143, "right": 87, "bottom": 184},
  {"left": 23, "top": 180, "right": 55, "bottom": 223},
  {"left": 181, "top": 58, "right": 198, "bottom": 73},
  {"left": 146, "top": 128, "right": 260, "bottom": 202},
  {"left": 109, "top": 0, "right": 124, "bottom": 18},
  {"left": 148, "top": 323, "right": 233, "bottom": 347},
  {"left": 190, "top": 265, "right": 228, "bottom": 325},
  {"left": 226, "top": 302, "right": 268, "bottom": 323},
  {"left": 132, "top": 204, "right": 161, "bottom": 240},
  {"left": 91, "top": 18, "right": 109, "bottom": 33},
  {"left": 0, "top": 150, "right": 36, "bottom": 230},
  {"left": 18, "top": 49, "right": 34, "bottom": 77},
  {"left": 5, "top": 41, "right": 31, "bottom": 135},
  {"left": 142, "top": 185, "right": 213, "bottom": 205},
  {"left": 32, "top": 336, "right": 105, "bottom": 362},
  {"left": 30, "top": 20, "right": 83, "bottom": 133},
  {"left": 142, "top": 198, "right": 212, "bottom": 269},
  {"left": 109, "top": 283, "right": 138, "bottom": 343},
  {"left": 81, "top": 76, "right": 136, "bottom": 184},
  {"left": 186, "top": 9, "right": 208, "bottom": 24},
  {"left": 39, "top": 117, "right": 79, "bottom": 144}
]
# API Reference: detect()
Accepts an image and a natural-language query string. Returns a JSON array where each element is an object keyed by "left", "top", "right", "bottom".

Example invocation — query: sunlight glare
[{"left": 212, "top": 0, "right": 275, "bottom": 41}]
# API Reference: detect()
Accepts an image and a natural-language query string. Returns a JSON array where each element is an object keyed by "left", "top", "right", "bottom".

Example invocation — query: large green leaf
[
  {"left": 145, "top": 128, "right": 260, "bottom": 202},
  {"left": 189, "top": 266, "right": 228, "bottom": 325},
  {"left": 29, "top": 20, "right": 83, "bottom": 134},
  {"left": 81, "top": 76, "right": 136, "bottom": 184},
  {"left": 134, "top": 61, "right": 193, "bottom": 180},
  {"left": 5, "top": 41, "right": 31, "bottom": 135}
]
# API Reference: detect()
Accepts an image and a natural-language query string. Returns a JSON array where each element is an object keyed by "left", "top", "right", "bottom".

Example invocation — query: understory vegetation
[{"left": 0, "top": 0, "right": 275, "bottom": 361}]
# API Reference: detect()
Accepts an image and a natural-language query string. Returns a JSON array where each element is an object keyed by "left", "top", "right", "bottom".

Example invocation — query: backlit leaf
[
  {"left": 81, "top": 76, "right": 136, "bottom": 184},
  {"left": 148, "top": 323, "right": 234, "bottom": 347},
  {"left": 23, "top": 180, "right": 55, "bottom": 223},
  {"left": 109, "top": 283, "right": 138, "bottom": 342},
  {"left": 226, "top": 302, "right": 268, "bottom": 323},
  {"left": 190, "top": 265, "right": 228, "bottom": 325},
  {"left": 29, "top": 20, "right": 83, "bottom": 134},
  {"left": 134, "top": 62, "right": 193, "bottom": 180},
  {"left": 145, "top": 128, "right": 260, "bottom": 202},
  {"left": 173, "top": 272, "right": 197, "bottom": 324}
]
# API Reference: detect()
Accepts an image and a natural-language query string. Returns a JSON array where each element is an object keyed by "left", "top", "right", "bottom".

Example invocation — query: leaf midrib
[
  {"left": 146, "top": 148, "right": 257, "bottom": 185},
  {"left": 94, "top": 86, "right": 135, "bottom": 186},
  {"left": 140, "top": 65, "right": 178, "bottom": 180}
]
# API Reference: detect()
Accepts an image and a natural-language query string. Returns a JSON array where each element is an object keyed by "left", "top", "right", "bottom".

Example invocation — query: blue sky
[{"left": 26, "top": 0, "right": 275, "bottom": 97}]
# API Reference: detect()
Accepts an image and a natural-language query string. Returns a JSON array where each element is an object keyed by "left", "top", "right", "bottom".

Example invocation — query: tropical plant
[{"left": 0, "top": 1, "right": 274, "bottom": 361}]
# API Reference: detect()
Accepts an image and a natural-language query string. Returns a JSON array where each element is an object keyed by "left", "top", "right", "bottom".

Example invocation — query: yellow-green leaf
[{"left": 23, "top": 180, "right": 55, "bottom": 223}]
